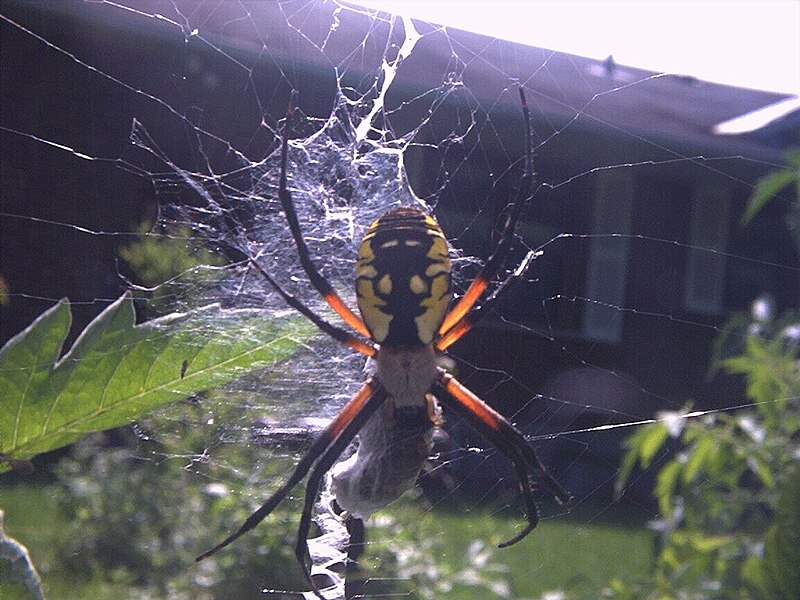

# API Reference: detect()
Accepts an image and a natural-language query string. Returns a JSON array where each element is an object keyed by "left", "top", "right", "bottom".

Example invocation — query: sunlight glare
[{"left": 350, "top": 0, "right": 800, "bottom": 95}]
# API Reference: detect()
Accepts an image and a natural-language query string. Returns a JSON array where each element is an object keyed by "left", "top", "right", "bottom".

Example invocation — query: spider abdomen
[
  {"left": 356, "top": 207, "right": 452, "bottom": 346},
  {"left": 331, "top": 399, "right": 437, "bottom": 518},
  {"left": 331, "top": 345, "right": 441, "bottom": 517}
]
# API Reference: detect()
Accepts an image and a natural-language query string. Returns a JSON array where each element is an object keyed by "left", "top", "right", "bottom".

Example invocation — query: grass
[
  {"left": 1, "top": 483, "right": 129, "bottom": 600},
  {"left": 381, "top": 500, "right": 655, "bottom": 599},
  {"left": 1, "top": 481, "right": 655, "bottom": 599},
  {"left": 1, "top": 483, "right": 95, "bottom": 600},
  {"left": 441, "top": 511, "right": 652, "bottom": 597}
]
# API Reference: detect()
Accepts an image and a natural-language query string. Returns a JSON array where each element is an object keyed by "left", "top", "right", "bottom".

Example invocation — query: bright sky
[{"left": 352, "top": 0, "right": 800, "bottom": 96}]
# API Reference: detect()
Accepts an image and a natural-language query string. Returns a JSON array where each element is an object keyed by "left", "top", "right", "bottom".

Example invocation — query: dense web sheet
[{"left": 1, "top": 1, "right": 798, "bottom": 599}]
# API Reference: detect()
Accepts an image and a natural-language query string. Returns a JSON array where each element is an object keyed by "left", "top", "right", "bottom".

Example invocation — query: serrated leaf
[{"left": 0, "top": 294, "right": 315, "bottom": 471}]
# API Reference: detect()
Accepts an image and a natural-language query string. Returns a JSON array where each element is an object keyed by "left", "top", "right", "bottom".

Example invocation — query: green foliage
[
  {"left": 119, "top": 224, "right": 225, "bottom": 289},
  {"left": 0, "top": 294, "right": 314, "bottom": 471},
  {"left": 39, "top": 428, "right": 518, "bottom": 599},
  {"left": 0, "top": 509, "right": 44, "bottom": 600},
  {"left": 723, "top": 331, "right": 799, "bottom": 428},
  {"left": 361, "top": 504, "right": 514, "bottom": 599},
  {"left": 118, "top": 223, "right": 227, "bottom": 314},
  {"left": 48, "top": 431, "right": 305, "bottom": 599},
  {"left": 0, "top": 275, "right": 9, "bottom": 306},
  {"left": 4, "top": 455, "right": 660, "bottom": 599},
  {"left": 760, "top": 466, "right": 800, "bottom": 600},
  {"left": 607, "top": 307, "right": 800, "bottom": 600},
  {"left": 741, "top": 150, "right": 800, "bottom": 253}
]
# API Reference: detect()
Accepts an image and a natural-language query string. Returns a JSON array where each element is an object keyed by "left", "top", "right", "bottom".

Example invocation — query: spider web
[{"left": 1, "top": 1, "right": 797, "bottom": 599}]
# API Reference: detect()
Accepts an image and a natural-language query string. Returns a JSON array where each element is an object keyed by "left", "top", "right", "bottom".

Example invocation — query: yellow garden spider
[{"left": 196, "top": 88, "right": 571, "bottom": 596}]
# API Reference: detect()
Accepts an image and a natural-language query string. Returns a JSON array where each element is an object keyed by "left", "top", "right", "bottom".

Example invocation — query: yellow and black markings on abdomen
[{"left": 356, "top": 207, "right": 452, "bottom": 346}]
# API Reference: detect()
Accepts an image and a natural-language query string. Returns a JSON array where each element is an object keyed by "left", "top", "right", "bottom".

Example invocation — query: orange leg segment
[
  {"left": 437, "top": 275, "right": 489, "bottom": 338},
  {"left": 438, "top": 371, "right": 571, "bottom": 546},
  {"left": 278, "top": 101, "right": 372, "bottom": 340},
  {"left": 322, "top": 289, "right": 372, "bottom": 339},
  {"left": 247, "top": 256, "right": 375, "bottom": 357},
  {"left": 436, "top": 87, "right": 535, "bottom": 348}
]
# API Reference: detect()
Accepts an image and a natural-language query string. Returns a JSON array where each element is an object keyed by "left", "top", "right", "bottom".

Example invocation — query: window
[
  {"left": 684, "top": 183, "right": 730, "bottom": 314},
  {"left": 583, "top": 170, "right": 634, "bottom": 342}
]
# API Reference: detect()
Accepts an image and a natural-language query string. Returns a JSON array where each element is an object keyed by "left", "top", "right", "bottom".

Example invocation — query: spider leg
[
  {"left": 293, "top": 385, "right": 388, "bottom": 598},
  {"left": 343, "top": 516, "right": 366, "bottom": 600},
  {"left": 196, "top": 378, "right": 385, "bottom": 563},
  {"left": 435, "top": 246, "right": 534, "bottom": 351},
  {"left": 278, "top": 97, "right": 372, "bottom": 339},
  {"left": 247, "top": 256, "right": 376, "bottom": 357},
  {"left": 436, "top": 87, "right": 533, "bottom": 343},
  {"left": 436, "top": 371, "right": 570, "bottom": 547},
  {"left": 502, "top": 457, "right": 541, "bottom": 547}
]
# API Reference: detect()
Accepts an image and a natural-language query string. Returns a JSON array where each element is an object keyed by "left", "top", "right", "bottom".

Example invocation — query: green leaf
[
  {"left": 748, "top": 455, "right": 776, "bottom": 489},
  {"left": 682, "top": 436, "right": 715, "bottom": 484},
  {"left": 741, "top": 168, "right": 796, "bottom": 226},
  {"left": 0, "top": 294, "right": 315, "bottom": 471},
  {"left": 655, "top": 460, "right": 681, "bottom": 516},
  {"left": 762, "top": 466, "right": 800, "bottom": 600},
  {"left": 687, "top": 532, "right": 729, "bottom": 553},
  {"left": 740, "top": 555, "right": 769, "bottom": 599},
  {"left": 614, "top": 422, "right": 669, "bottom": 497}
]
